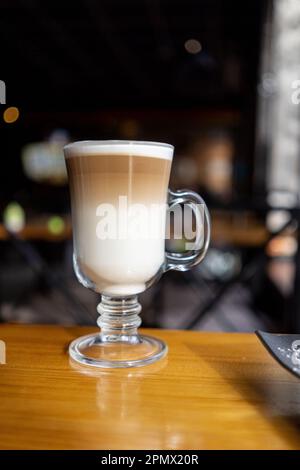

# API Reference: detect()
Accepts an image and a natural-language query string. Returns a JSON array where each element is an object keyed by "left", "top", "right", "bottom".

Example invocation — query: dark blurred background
[{"left": 1, "top": 0, "right": 300, "bottom": 332}]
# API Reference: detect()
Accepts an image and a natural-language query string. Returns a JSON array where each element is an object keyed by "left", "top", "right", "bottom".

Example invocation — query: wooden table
[{"left": 0, "top": 324, "right": 300, "bottom": 450}]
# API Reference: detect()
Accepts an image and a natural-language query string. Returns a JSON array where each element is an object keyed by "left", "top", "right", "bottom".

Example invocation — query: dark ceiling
[{"left": 0, "top": 0, "right": 265, "bottom": 110}]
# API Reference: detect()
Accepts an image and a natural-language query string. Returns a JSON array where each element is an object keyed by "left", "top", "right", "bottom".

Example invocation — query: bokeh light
[
  {"left": 47, "top": 216, "right": 65, "bottom": 235},
  {"left": 3, "top": 202, "right": 25, "bottom": 233},
  {"left": 184, "top": 39, "right": 202, "bottom": 54},
  {"left": 3, "top": 106, "right": 20, "bottom": 124}
]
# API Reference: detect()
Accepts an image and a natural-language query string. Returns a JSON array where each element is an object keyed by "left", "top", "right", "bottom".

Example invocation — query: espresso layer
[{"left": 66, "top": 154, "right": 171, "bottom": 203}]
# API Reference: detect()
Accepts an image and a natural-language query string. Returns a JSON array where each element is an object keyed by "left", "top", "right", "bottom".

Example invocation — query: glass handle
[{"left": 165, "top": 189, "right": 211, "bottom": 272}]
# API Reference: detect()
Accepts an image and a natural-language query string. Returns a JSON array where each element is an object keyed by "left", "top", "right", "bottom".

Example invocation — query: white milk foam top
[{"left": 64, "top": 140, "right": 174, "bottom": 160}]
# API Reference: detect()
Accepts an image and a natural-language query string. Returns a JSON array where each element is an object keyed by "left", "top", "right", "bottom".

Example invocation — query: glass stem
[{"left": 97, "top": 295, "right": 142, "bottom": 343}]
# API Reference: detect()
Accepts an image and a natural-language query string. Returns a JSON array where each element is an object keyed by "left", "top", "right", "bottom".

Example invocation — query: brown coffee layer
[{"left": 66, "top": 154, "right": 171, "bottom": 204}]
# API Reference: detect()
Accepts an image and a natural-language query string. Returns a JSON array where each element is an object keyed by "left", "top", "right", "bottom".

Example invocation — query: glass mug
[{"left": 64, "top": 140, "right": 210, "bottom": 368}]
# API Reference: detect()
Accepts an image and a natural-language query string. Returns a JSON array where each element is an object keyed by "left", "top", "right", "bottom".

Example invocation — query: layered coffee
[{"left": 64, "top": 141, "right": 173, "bottom": 295}]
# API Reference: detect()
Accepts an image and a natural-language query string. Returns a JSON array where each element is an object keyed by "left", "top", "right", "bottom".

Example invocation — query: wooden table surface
[{"left": 0, "top": 324, "right": 300, "bottom": 450}]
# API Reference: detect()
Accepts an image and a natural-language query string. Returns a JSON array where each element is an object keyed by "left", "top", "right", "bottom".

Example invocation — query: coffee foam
[{"left": 64, "top": 140, "right": 174, "bottom": 161}]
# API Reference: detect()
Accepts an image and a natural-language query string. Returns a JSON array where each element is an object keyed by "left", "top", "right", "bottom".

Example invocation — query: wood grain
[{"left": 0, "top": 324, "right": 300, "bottom": 450}]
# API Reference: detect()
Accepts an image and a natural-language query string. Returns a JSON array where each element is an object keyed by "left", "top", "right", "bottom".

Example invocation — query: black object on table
[{"left": 256, "top": 330, "right": 300, "bottom": 379}]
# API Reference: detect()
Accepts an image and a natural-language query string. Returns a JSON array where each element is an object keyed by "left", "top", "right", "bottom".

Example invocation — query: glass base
[{"left": 69, "top": 332, "right": 168, "bottom": 368}]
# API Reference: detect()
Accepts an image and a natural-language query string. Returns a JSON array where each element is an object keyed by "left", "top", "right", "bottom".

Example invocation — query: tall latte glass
[{"left": 64, "top": 141, "right": 210, "bottom": 368}]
